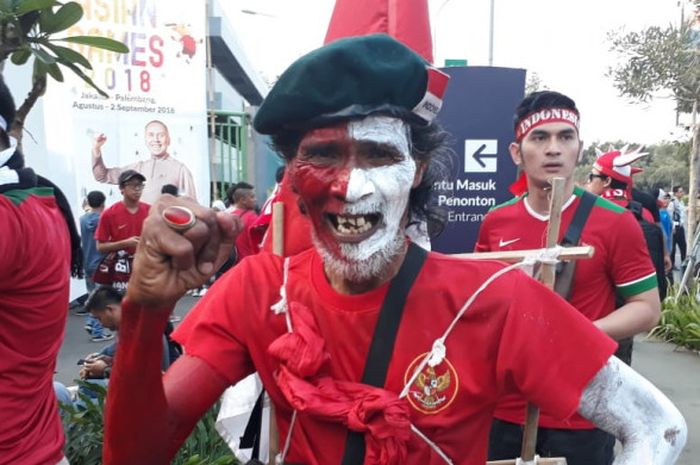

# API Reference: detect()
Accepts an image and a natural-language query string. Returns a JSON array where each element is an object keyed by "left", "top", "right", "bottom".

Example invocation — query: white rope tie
[
  {"left": 400, "top": 261, "right": 524, "bottom": 399},
  {"left": 410, "top": 424, "right": 454, "bottom": 465},
  {"left": 276, "top": 410, "right": 298, "bottom": 464},
  {"left": 270, "top": 257, "right": 297, "bottom": 463},
  {"left": 270, "top": 257, "right": 293, "bottom": 332}
]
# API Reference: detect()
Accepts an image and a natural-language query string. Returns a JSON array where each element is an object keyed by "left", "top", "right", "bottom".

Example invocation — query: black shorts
[{"left": 488, "top": 418, "right": 614, "bottom": 465}]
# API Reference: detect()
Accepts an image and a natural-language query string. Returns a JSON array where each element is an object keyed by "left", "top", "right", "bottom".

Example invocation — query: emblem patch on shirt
[{"left": 404, "top": 353, "right": 458, "bottom": 414}]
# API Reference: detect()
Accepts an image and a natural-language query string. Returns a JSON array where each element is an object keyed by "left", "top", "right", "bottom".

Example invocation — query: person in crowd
[
  {"left": 79, "top": 190, "right": 114, "bottom": 342},
  {"left": 0, "top": 74, "right": 83, "bottom": 465},
  {"left": 91, "top": 120, "right": 196, "bottom": 203},
  {"left": 657, "top": 189, "right": 674, "bottom": 284},
  {"left": 476, "top": 91, "right": 661, "bottom": 465},
  {"left": 227, "top": 181, "right": 259, "bottom": 261},
  {"left": 94, "top": 170, "right": 150, "bottom": 291},
  {"left": 55, "top": 286, "right": 181, "bottom": 407},
  {"left": 667, "top": 185, "right": 687, "bottom": 270},
  {"left": 102, "top": 35, "right": 685, "bottom": 465}
]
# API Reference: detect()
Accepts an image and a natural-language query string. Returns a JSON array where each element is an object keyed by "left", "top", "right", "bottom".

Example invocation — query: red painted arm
[{"left": 103, "top": 299, "right": 229, "bottom": 465}]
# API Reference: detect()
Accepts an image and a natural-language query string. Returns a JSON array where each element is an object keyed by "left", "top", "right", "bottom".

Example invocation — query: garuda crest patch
[{"left": 404, "top": 353, "right": 458, "bottom": 414}]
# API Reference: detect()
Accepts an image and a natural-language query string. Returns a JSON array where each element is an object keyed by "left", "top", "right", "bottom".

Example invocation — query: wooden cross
[{"left": 457, "top": 177, "right": 594, "bottom": 465}]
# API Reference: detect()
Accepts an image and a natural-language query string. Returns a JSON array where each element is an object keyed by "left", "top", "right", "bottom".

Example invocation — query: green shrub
[
  {"left": 60, "top": 381, "right": 239, "bottom": 465},
  {"left": 650, "top": 283, "right": 700, "bottom": 351}
]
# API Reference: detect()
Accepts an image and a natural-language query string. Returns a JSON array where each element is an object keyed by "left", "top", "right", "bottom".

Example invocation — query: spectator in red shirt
[
  {"left": 94, "top": 170, "right": 150, "bottom": 290},
  {"left": 226, "top": 182, "right": 259, "bottom": 261}
]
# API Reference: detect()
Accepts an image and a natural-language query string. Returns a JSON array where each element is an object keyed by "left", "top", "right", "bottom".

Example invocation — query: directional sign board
[
  {"left": 464, "top": 139, "right": 498, "bottom": 173},
  {"left": 431, "top": 67, "right": 526, "bottom": 254}
]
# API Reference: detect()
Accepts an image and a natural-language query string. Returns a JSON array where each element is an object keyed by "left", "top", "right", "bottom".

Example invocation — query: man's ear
[
  {"left": 509, "top": 142, "right": 522, "bottom": 166},
  {"left": 412, "top": 160, "right": 427, "bottom": 188}
]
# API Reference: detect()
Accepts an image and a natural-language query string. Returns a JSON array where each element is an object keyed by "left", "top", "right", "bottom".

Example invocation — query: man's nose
[
  {"left": 545, "top": 138, "right": 563, "bottom": 155},
  {"left": 345, "top": 168, "right": 375, "bottom": 202}
]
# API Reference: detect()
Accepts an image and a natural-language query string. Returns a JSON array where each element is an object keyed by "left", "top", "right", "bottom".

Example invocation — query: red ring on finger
[{"left": 163, "top": 206, "right": 196, "bottom": 232}]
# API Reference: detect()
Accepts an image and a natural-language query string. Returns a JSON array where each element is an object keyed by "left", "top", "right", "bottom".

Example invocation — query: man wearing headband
[
  {"left": 476, "top": 91, "right": 662, "bottom": 465},
  {"left": 102, "top": 40, "right": 684, "bottom": 465},
  {"left": 0, "top": 76, "right": 83, "bottom": 464}
]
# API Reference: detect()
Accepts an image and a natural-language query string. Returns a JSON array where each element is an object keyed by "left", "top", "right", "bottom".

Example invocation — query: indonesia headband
[{"left": 515, "top": 107, "right": 580, "bottom": 142}]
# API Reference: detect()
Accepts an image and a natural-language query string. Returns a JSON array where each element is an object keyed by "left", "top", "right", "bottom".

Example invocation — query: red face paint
[{"left": 290, "top": 124, "right": 352, "bottom": 254}]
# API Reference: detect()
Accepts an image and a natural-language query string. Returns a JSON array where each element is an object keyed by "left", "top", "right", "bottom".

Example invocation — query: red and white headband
[{"left": 515, "top": 107, "right": 580, "bottom": 141}]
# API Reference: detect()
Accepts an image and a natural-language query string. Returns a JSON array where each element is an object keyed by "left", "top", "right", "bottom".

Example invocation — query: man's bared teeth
[
  {"left": 333, "top": 214, "right": 373, "bottom": 234},
  {"left": 357, "top": 217, "right": 366, "bottom": 227}
]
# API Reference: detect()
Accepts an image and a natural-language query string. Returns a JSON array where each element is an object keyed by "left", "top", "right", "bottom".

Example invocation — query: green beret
[{"left": 253, "top": 34, "right": 449, "bottom": 135}]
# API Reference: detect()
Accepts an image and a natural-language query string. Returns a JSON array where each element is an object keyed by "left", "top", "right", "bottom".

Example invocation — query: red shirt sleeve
[
  {"left": 172, "top": 259, "right": 262, "bottom": 385},
  {"left": 95, "top": 208, "right": 111, "bottom": 242},
  {"left": 496, "top": 271, "right": 617, "bottom": 420}
]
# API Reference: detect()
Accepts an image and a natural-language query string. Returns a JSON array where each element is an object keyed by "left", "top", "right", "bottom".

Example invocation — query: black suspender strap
[
  {"left": 340, "top": 242, "right": 428, "bottom": 465},
  {"left": 561, "top": 190, "right": 597, "bottom": 246}
]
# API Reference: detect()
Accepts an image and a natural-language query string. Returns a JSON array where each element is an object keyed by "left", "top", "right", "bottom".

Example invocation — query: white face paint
[{"left": 309, "top": 115, "right": 417, "bottom": 281}]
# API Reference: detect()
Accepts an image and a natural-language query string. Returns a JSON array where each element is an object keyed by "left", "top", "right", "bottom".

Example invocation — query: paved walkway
[
  {"left": 633, "top": 336, "right": 699, "bottom": 464},
  {"left": 56, "top": 299, "right": 699, "bottom": 462}
]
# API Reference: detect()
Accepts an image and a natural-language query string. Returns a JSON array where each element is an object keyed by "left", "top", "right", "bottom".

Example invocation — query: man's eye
[
  {"left": 302, "top": 146, "right": 339, "bottom": 160},
  {"left": 363, "top": 145, "right": 402, "bottom": 163}
]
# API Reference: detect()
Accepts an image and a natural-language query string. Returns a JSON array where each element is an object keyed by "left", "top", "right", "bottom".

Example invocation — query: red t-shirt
[
  {"left": 174, "top": 247, "right": 616, "bottom": 465},
  {"left": 0, "top": 187, "right": 70, "bottom": 465},
  {"left": 475, "top": 186, "right": 657, "bottom": 429},
  {"left": 230, "top": 208, "right": 259, "bottom": 260},
  {"left": 95, "top": 201, "right": 150, "bottom": 254}
]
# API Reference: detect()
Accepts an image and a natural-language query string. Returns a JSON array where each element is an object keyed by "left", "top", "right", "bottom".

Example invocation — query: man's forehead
[
  {"left": 528, "top": 121, "right": 578, "bottom": 135},
  {"left": 146, "top": 122, "right": 167, "bottom": 133},
  {"left": 300, "top": 116, "right": 410, "bottom": 148}
]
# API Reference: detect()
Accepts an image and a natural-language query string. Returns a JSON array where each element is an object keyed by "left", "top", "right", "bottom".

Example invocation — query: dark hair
[
  {"left": 161, "top": 184, "right": 178, "bottom": 196},
  {"left": 275, "top": 165, "right": 286, "bottom": 183},
  {"left": 609, "top": 178, "right": 627, "bottom": 190},
  {"left": 673, "top": 185, "right": 684, "bottom": 194},
  {"left": 85, "top": 286, "right": 124, "bottom": 312},
  {"left": 513, "top": 90, "right": 579, "bottom": 131},
  {"left": 226, "top": 182, "right": 253, "bottom": 205},
  {"left": 87, "top": 190, "right": 106, "bottom": 208},
  {"left": 270, "top": 119, "right": 452, "bottom": 237},
  {"left": 0, "top": 75, "right": 16, "bottom": 149}
]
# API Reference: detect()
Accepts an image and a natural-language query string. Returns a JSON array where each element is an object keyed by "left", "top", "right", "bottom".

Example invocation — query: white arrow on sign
[{"left": 464, "top": 139, "right": 498, "bottom": 173}]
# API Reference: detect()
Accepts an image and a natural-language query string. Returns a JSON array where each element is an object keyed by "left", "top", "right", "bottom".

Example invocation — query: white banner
[{"left": 43, "top": 0, "right": 209, "bottom": 207}]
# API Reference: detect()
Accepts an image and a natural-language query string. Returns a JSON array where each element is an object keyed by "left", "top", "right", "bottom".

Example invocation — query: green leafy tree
[
  {"left": 608, "top": 4, "right": 700, "bottom": 240},
  {"left": 0, "top": 0, "right": 128, "bottom": 142},
  {"left": 576, "top": 140, "right": 692, "bottom": 194}
]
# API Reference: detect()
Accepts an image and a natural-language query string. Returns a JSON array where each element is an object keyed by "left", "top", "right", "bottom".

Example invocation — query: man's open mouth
[{"left": 327, "top": 213, "right": 381, "bottom": 236}]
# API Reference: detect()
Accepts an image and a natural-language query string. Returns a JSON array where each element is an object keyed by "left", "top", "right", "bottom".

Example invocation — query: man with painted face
[
  {"left": 102, "top": 37, "right": 685, "bottom": 465},
  {"left": 476, "top": 91, "right": 664, "bottom": 465},
  {"left": 91, "top": 120, "right": 197, "bottom": 204}
]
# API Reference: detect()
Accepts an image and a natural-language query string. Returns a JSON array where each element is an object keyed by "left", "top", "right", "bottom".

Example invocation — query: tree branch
[{"left": 9, "top": 74, "right": 47, "bottom": 145}]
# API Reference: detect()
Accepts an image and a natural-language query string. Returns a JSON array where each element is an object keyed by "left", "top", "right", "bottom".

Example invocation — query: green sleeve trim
[
  {"left": 617, "top": 272, "right": 658, "bottom": 298},
  {"left": 0, "top": 187, "right": 55, "bottom": 206},
  {"left": 572, "top": 186, "right": 626, "bottom": 214},
  {"left": 489, "top": 193, "right": 526, "bottom": 213}
]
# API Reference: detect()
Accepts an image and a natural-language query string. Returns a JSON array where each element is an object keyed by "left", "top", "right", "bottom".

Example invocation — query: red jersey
[
  {"left": 173, "top": 247, "right": 615, "bottom": 465},
  {"left": 0, "top": 187, "right": 70, "bottom": 465},
  {"left": 95, "top": 201, "right": 150, "bottom": 254},
  {"left": 475, "top": 186, "right": 657, "bottom": 429},
  {"left": 230, "top": 208, "right": 259, "bottom": 260}
]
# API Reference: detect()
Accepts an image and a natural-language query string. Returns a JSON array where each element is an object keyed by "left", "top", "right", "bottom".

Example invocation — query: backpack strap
[
  {"left": 340, "top": 242, "right": 428, "bottom": 465},
  {"left": 553, "top": 190, "right": 597, "bottom": 300},
  {"left": 560, "top": 190, "right": 597, "bottom": 246}
]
